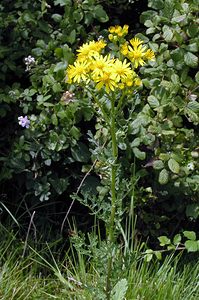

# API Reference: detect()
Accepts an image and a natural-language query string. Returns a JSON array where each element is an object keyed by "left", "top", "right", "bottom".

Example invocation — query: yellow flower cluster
[
  {"left": 108, "top": 25, "right": 129, "bottom": 41},
  {"left": 121, "top": 37, "right": 155, "bottom": 68},
  {"left": 77, "top": 40, "right": 106, "bottom": 62},
  {"left": 66, "top": 25, "right": 155, "bottom": 93}
]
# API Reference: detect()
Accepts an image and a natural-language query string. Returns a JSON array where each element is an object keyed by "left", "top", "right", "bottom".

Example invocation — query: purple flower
[{"left": 18, "top": 116, "right": 30, "bottom": 128}]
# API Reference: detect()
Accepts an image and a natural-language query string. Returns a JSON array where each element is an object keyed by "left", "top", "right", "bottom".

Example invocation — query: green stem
[
  {"left": 116, "top": 90, "right": 126, "bottom": 113},
  {"left": 85, "top": 87, "right": 110, "bottom": 126},
  {"left": 106, "top": 94, "right": 118, "bottom": 299},
  {"left": 108, "top": 98, "right": 118, "bottom": 243}
]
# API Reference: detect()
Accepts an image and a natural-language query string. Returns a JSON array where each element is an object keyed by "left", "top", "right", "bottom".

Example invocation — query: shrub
[
  {"left": 129, "top": 0, "right": 199, "bottom": 240},
  {"left": 0, "top": 0, "right": 108, "bottom": 223}
]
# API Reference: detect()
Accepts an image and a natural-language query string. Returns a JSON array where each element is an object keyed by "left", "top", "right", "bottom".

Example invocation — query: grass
[{"left": 0, "top": 225, "right": 199, "bottom": 300}]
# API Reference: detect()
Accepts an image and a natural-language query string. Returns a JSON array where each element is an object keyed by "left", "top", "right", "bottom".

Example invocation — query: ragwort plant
[{"left": 65, "top": 24, "right": 155, "bottom": 299}]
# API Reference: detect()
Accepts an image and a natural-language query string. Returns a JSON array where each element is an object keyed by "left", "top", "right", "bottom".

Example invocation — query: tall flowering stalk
[{"left": 66, "top": 24, "right": 155, "bottom": 299}]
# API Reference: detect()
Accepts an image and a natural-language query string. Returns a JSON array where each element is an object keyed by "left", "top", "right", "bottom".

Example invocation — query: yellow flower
[
  {"left": 109, "top": 26, "right": 116, "bottom": 33},
  {"left": 118, "top": 83, "right": 125, "bottom": 89},
  {"left": 143, "top": 49, "right": 155, "bottom": 61},
  {"left": 128, "top": 44, "right": 147, "bottom": 68},
  {"left": 121, "top": 72, "right": 136, "bottom": 87},
  {"left": 97, "top": 40, "right": 107, "bottom": 51},
  {"left": 90, "top": 54, "right": 114, "bottom": 77},
  {"left": 94, "top": 68, "right": 118, "bottom": 93},
  {"left": 123, "top": 25, "right": 129, "bottom": 33},
  {"left": 134, "top": 77, "right": 142, "bottom": 86},
  {"left": 113, "top": 59, "right": 132, "bottom": 82},
  {"left": 77, "top": 40, "right": 106, "bottom": 62},
  {"left": 108, "top": 34, "right": 114, "bottom": 41},
  {"left": 120, "top": 42, "right": 129, "bottom": 56},
  {"left": 67, "top": 60, "right": 90, "bottom": 83},
  {"left": 129, "top": 37, "right": 143, "bottom": 48},
  {"left": 126, "top": 80, "right": 133, "bottom": 87},
  {"left": 108, "top": 25, "right": 129, "bottom": 38},
  {"left": 115, "top": 25, "right": 122, "bottom": 34}
]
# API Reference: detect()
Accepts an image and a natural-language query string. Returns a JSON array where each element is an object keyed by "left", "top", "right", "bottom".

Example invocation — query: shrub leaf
[
  {"left": 158, "top": 169, "right": 169, "bottom": 185},
  {"left": 183, "top": 231, "right": 196, "bottom": 241},
  {"left": 184, "top": 52, "right": 198, "bottom": 67},
  {"left": 168, "top": 158, "right": 180, "bottom": 174}
]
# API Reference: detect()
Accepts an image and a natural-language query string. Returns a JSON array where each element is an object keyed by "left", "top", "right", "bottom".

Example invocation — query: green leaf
[
  {"left": 70, "top": 126, "right": 81, "bottom": 140},
  {"left": 148, "top": 0, "right": 164, "bottom": 10},
  {"left": 154, "top": 251, "right": 162, "bottom": 260},
  {"left": 170, "top": 48, "right": 184, "bottom": 62},
  {"left": 186, "top": 204, "right": 199, "bottom": 219},
  {"left": 167, "top": 244, "right": 175, "bottom": 251},
  {"left": 51, "top": 114, "right": 58, "bottom": 126},
  {"left": 71, "top": 142, "right": 90, "bottom": 163},
  {"left": 159, "top": 153, "right": 170, "bottom": 161},
  {"left": 183, "top": 231, "right": 196, "bottom": 241},
  {"left": 44, "top": 159, "right": 51, "bottom": 166},
  {"left": 158, "top": 236, "right": 171, "bottom": 246},
  {"left": 186, "top": 43, "right": 198, "bottom": 53},
  {"left": 171, "top": 74, "right": 179, "bottom": 84},
  {"left": 81, "top": 176, "right": 100, "bottom": 196},
  {"left": 147, "top": 95, "right": 159, "bottom": 108},
  {"left": 168, "top": 158, "right": 180, "bottom": 174},
  {"left": 52, "top": 83, "right": 62, "bottom": 93},
  {"left": 174, "top": 31, "right": 183, "bottom": 44},
  {"left": 84, "top": 11, "right": 93, "bottom": 25},
  {"left": 131, "top": 138, "right": 141, "bottom": 148},
  {"left": 187, "top": 101, "right": 199, "bottom": 113},
  {"left": 144, "top": 249, "right": 154, "bottom": 262},
  {"left": 158, "top": 169, "right": 169, "bottom": 185},
  {"left": 163, "top": 26, "right": 173, "bottom": 42},
  {"left": 152, "top": 33, "right": 161, "bottom": 41},
  {"left": 173, "top": 234, "right": 181, "bottom": 245},
  {"left": 51, "top": 14, "right": 62, "bottom": 22},
  {"left": 185, "top": 108, "right": 199, "bottom": 124},
  {"left": 111, "top": 279, "right": 128, "bottom": 300},
  {"left": 148, "top": 42, "right": 159, "bottom": 52},
  {"left": 144, "top": 20, "right": 154, "bottom": 28},
  {"left": 146, "top": 27, "right": 156, "bottom": 35},
  {"left": 163, "top": 0, "right": 174, "bottom": 18},
  {"left": 185, "top": 240, "right": 199, "bottom": 252},
  {"left": 51, "top": 178, "right": 69, "bottom": 195},
  {"left": 195, "top": 72, "right": 199, "bottom": 84},
  {"left": 187, "top": 23, "right": 198, "bottom": 38},
  {"left": 67, "top": 29, "right": 76, "bottom": 45},
  {"left": 162, "top": 130, "right": 175, "bottom": 136},
  {"left": 32, "top": 47, "right": 43, "bottom": 57},
  {"left": 146, "top": 253, "right": 153, "bottom": 262},
  {"left": 93, "top": 5, "right": 109, "bottom": 22},
  {"left": 54, "top": 0, "right": 71, "bottom": 6},
  {"left": 153, "top": 160, "right": 164, "bottom": 170},
  {"left": 133, "top": 147, "right": 146, "bottom": 160},
  {"left": 73, "top": 10, "right": 84, "bottom": 22},
  {"left": 171, "top": 14, "right": 186, "bottom": 23},
  {"left": 54, "top": 62, "right": 67, "bottom": 72},
  {"left": 184, "top": 52, "right": 198, "bottom": 67}
]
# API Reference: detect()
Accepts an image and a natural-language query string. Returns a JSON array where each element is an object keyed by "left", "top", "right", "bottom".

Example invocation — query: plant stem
[
  {"left": 85, "top": 87, "right": 110, "bottom": 125},
  {"left": 106, "top": 95, "right": 118, "bottom": 299},
  {"left": 108, "top": 97, "right": 118, "bottom": 243}
]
